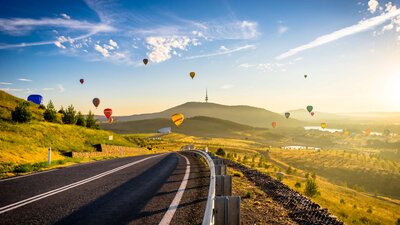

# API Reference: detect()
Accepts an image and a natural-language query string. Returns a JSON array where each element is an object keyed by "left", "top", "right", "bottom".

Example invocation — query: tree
[
  {"left": 86, "top": 110, "right": 99, "bottom": 129},
  {"left": 304, "top": 178, "right": 319, "bottom": 197},
  {"left": 43, "top": 100, "right": 58, "bottom": 122},
  {"left": 11, "top": 102, "right": 32, "bottom": 123},
  {"left": 61, "top": 105, "right": 77, "bottom": 124},
  {"left": 76, "top": 112, "right": 86, "bottom": 127},
  {"left": 216, "top": 148, "right": 226, "bottom": 157}
]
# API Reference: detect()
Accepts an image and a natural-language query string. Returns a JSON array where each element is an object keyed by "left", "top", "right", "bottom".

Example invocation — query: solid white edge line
[
  {"left": 0, "top": 154, "right": 165, "bottom": 214},
  {"left": 158, "top": 153, "right": 191, "bottom": 225}
]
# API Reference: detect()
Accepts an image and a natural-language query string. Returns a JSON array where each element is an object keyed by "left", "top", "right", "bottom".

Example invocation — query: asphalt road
[{"left": 0, "top": 152, "right": 210, "bottom": 225}]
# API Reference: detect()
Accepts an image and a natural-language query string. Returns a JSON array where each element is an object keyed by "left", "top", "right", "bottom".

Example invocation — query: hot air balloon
[
  {"left": 171, "top": 113, "right": 184, "bottom": 127},
  {"left": 304, "top": 74, "right": 307, "bottom": 78},
  {"left": 27, "top": 95, "right": 43, "bottom": 105},
  {"left": 272, "top": 121, "right": 277, "bottom": 128},
  {"left": 143, "top": 58, "right": 148, "bottom": 65},
  {"left": 189, "top": 72, "right": 195, "bottom": 79},
  {"left": 79, "top": 79, "right": 84, "bottom": 84},
  {"left": 108, "top": 117, "right": 113, "bottom": 124},
  {"left": 365, "top": 128, "right": 371, "bottom": 136},
  {"left": 104, "top": 108, "right": 112, "bottom": 119},
  {"left": 311, "top": 112, "right": 315, "bottom": 116},
  {"left": 285, "top": 112, "right": 290, "bottom": 119},
  {"left": 321, "top": 123, "right": 327, "bottom": 129},
  {"left": 92, "top": 98, "right": 100, "bottom": 108},
  {"left": 307, "top": 105, "right": 313, "bottom": 113}
]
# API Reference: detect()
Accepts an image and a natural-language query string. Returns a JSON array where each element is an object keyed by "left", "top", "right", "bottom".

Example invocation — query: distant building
[
  {"left": 205, "top": 88, "right": 208, "bottom": 103},
  {"left": 181, "top": 145, "right": 195, "bottom": 151},
  {"left": 281, "top": 146, "right": 320, "bottom": 150},
  {"left": 157, "top": 127, "right": 171, "bottom": 134}
]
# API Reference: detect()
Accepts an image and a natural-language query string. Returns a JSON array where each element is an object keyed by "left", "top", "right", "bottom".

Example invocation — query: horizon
[{"left": 1, "top": 0, "right": 400, "bottom": 116}]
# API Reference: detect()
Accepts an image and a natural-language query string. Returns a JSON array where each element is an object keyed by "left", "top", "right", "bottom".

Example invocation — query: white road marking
[
  {"left": 0, "top": 154, "right": 164, "bottom": 214},
  {"left": 159, "top": 153, "right": 191, "bottom": 225}
]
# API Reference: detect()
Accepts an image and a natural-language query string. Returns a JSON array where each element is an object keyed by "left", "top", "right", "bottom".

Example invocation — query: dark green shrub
[
  {"left": 294, "top": 182, "right": 301, "bottom": 188},
  {"left": 11, "top": 102, "right": 32, "bottom": 123},
  {"left": 61, "top": 105, "right": 77, "bottom": 124},
  {"left": 216, "top": 148, "right": 226, "bottom": 157},
  {"left": 304, "top": 178, "right": 319, "bottom": 197},
  {"left": 76, "top": 112, "right": 86, "bottom": 127},
  {"left": 43, "top": 100, "right": 58, "bottom": 122}
]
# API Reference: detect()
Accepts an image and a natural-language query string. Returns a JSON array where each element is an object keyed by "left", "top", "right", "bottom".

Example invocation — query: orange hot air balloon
[
  {"left": 79, "top": 79, "right": 84, "bottom": 84},
  {"left": 92, "top": 98, "right": 100, "bottom": 108},
  {"left": 171, "top": 113, "right": 184, "bottom": 127},
  {"left": 321, "top": 123, "right": 327, "bottom": 129},
  {"left": 365, "top": 128, "right": 371, "bottom": 136},
  {"left": 272, "top": 121, "right": 277, "bottom": 128},
  {"left": 311, "top": 112, "right": 315, "bottom": 116},
  {"left": 189, "top": 72, "right": 195, "bottom": 79},
  {"left": 104, "top": 108, "right": 112, "bottom": 119},
  {"left": 109, "top": 117, "right": 113, "bottom": 124},
  {"left": 143, "top": 58, "right": 148, "bottom": 65}
]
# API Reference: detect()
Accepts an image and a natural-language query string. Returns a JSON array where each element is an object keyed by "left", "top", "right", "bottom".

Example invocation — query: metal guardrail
[{"left": 192, "top": 150, "right": 216, "bottom": 225}]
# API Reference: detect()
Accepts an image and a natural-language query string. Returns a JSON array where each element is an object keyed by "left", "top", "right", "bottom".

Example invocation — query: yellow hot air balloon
[
  {"left": 171, "top": 113, "right": 184, "bottom": 127},
  {"left": 321, "top": 123, "right": 327, "bottom": 129},
  {"left": 189, "top": 72, "right": 195, "bottom": 79}
]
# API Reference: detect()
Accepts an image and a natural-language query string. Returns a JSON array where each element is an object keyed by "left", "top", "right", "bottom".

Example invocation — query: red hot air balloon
[
  {"left": 311, "top": 112, "right": 315, "bottom": 116},
  {"left": 272, "top": 121, "right": 277, "bottom": 128},
  {"left": 104, "top": 108, "right": 112, "bottom": 119},
  {"left": 80, "top": 79, "right": 84, "bottom": 84}
]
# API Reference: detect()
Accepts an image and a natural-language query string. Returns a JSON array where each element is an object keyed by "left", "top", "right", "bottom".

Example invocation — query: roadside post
[{"left": 48, "top": 147, "right": 51, "bottom": 165}]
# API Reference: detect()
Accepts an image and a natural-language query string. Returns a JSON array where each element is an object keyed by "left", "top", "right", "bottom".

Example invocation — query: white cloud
[
  {"left": 185, "top": 44, "right": 255, "bottom": 60},
  {"left": 94, "top": 44, "right": 110, "bottom": 57},
  {"left": 54, "top": 41, "right": 66, "bottom": 49},
  {"left": 368, "top": 0, "right": 379, "bottom": 13},
  {"left": 278, "top": 26, "right": 288, "bottom": 34},
  {"left": 0, "top": 88, "right": 23, "bottom": 92},
  {"left": 57, "top": 84, "right": 65, "bottom": 93},
  {"left": 60, "top": 13, "right": 71, "bottom": 20},
  {"left": 146, "top": 36, "right": 194, "bottom": 63},
  {"left": 0, "top": 82, "right": 12, "bottom": 85},
  {"left": 219, "top": 45, "right": 229, "bottom": 51},
  {"left": 239, "top": 62, "right": 286, "bottom": 72},
  {"left": 276, "top": 7, "right": 400, "bottom": 60},
  {"left": 220, "top": 84, "right": 234, "bottom": 89},
  {"left": 109, "top": 39, "right": 118, "bottom": 48},
  {"left": 18, "top": 78, "right": 32, "bottom": 82},
  {"left": 382, "top": 23, "right": 394, "bottom": 31},
  {"left": 42, "top": 87, "right": 55, "bottom": 91}
]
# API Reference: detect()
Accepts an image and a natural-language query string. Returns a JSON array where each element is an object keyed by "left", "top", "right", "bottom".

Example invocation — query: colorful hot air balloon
[
  {"left": 285, "top": 112, "right": 290, "bottom": 119},
  {"left": 92, "top": 98, "right": 100, "bottom": 108},
  {"left": 109, "top": 117, "right": 113, "bottom": 124},
  {"left": 27, "top": 95, "right": 43, "bottom": 105},
  {"left": 79, "top": 79, "right": 84, "bottom": 84},
  {"left": 321, "top": 123, "right": 327, "bottom": 129},
  {"left": 143, "top": 58, "right": 148, "bottom": 65},
  {"left": 311, "top": 112, "right": 315, "bottom": 116},
  {"left": 272, "top": 121, "right": 277, "bottom": 128},
  {"left": 365, "top": 128, "right": 371, "bottom": 136},
  {"left": 304, "top": 74, "right": 307, "bottom": 78},
  {"left": 104, "top": 108, "right": 112, "bottom": 119},
  {"left": 307, "top": 105, "right": 313, "bottom": 113},
  {"left": 171, "top": 113, "right": 184, "bottom": 127},
  {"left": 189, "top": 72, "right": 195, "bottom": 79}
]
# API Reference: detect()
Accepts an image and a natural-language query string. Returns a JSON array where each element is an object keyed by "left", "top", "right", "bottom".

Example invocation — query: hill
[
  {"left": 0, "top": 90, "right": 45, "bottom": 121},
  {"left": 99, "top": 102, "right": 305, "bottom": 128},
  {"left": 101, "top": 116, "right": 285, "bottom": 142}
]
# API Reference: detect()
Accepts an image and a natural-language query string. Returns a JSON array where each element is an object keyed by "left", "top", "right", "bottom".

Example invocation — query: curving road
[{"left": 0, "top": 152, "right": 210, "bottom": 225}]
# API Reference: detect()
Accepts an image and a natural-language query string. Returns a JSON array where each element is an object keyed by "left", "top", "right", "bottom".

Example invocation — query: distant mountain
[
  {"left": 98, "top": 102, "right": 305, "bottom": 128},
  {"left": 101, "top": 116, "right": 285, "bottom": 142},
  {"left": 288, "top": 109, "right": 348, "bottom": 122}
]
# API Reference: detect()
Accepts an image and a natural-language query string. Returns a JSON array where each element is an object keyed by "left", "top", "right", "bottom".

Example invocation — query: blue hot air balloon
[{"left": 27, "top": 95, "right": 43, "bottom": 105}]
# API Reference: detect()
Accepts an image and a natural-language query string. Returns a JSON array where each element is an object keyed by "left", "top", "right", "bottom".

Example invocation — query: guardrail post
[
  {"left": 215, "top": 196, "right": 241, "bottom": 225},
  {"left": 216, "top": 175, "right": 232, "bottom": 196},
  {"left": 48, "top": 147, "right": 51, "bottom": 165},
  {"left": 215, "top": 164, "right": 227, "bottom": 175}
]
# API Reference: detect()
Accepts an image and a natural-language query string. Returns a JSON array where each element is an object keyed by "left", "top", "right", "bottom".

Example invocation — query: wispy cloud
[
  {"left": 57, "top": 84, "right": 65, "bottom": 93},
  {"left": 95, "top": 44, "right": 110, "bottom": 57},
  {"left": 220, "top": 84, "right": 234, "bottom": 89},
  {"left": 278, "top": 26, "right": 288, "bottom": 34},
  {"left": 0, "top": 88, "right": 23, "bottom": 92},
  {"left": 42, "top": 87, "right": 55, "bottom": 91},
  {"left": 18, "top": 78, "right": 32, "bottom": 82},
  {"left": 60, "top": 13, "right": 71, "bottom": 20},
  {"left": 0, "top": 82, "right": 12, "bottom": 85},
  {"left": 239, "top": 62, "right": 287, "bottom": 72},
  {"left": 146, "top": 36, "right": 197, "bottom": 63},
  {"left": 276, "top": 8, "right": 400, "bottom": 60},
  {"left": 185, "top": 44, "right": 255, "bottom": 60}
]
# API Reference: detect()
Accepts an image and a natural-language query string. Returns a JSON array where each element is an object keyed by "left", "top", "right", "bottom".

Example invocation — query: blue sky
[{"left": 1, "top": 0, "right": 400, "bottom": 115}]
